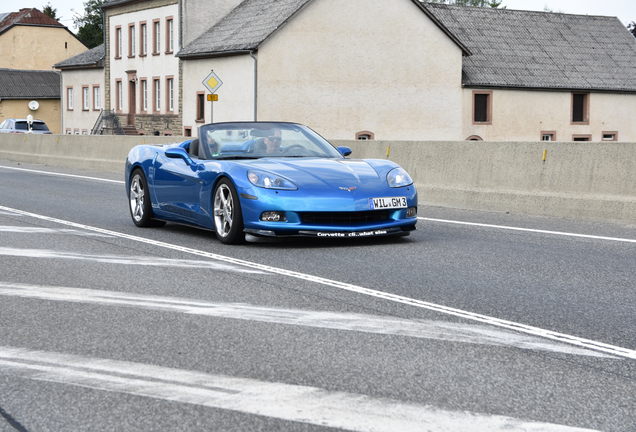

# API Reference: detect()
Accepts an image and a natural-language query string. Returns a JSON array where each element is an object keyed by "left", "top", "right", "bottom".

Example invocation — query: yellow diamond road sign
[{"left": 203, "top": 70, "right": 223, "bottom": 94}]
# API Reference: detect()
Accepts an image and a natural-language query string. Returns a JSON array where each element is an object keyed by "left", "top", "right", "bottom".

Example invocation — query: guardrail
[{"left": 0, "top": 134, "right": 634, "bottom": 223}]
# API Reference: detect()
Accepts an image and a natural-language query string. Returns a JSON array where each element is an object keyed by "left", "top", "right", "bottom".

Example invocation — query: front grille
[{"left": 299, "top": 210, "right": 391, "bottom": 226}]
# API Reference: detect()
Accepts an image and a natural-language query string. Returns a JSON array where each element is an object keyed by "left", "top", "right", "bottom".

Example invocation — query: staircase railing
[{"left": 90, "top": 109, "right": 124, "bottom": 135}]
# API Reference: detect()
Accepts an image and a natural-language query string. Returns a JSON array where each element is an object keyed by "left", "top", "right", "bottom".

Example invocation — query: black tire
[
  {"left": 213, "top": 178, "right": 245, "bottom": 244},
  {"left": 128, "top": 169, "right": 165, "bottom": 228}
]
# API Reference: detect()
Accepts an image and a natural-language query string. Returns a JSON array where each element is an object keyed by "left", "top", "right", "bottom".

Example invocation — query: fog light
[
  {"left": 261, "top": 211, "right": 287, "bottom": 222},
  {"left": 406, "top": 207, "right": 417, "bottom": 217}
]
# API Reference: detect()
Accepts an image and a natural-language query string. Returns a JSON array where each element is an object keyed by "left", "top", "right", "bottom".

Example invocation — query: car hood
[{"left": 235, "top": 158, "right": 396, "bottom": 191}]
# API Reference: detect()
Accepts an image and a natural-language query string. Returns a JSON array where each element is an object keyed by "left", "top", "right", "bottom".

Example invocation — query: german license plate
[{"left": 370, "top": 196, "right": 407, "bottom": 210}]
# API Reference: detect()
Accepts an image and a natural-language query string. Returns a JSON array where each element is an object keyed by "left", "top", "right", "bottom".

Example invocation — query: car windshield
[
  {"left": 198, "top": 122, "right": 343, "bottom": 160},
  {"left": 15, "top": 121, "right": 49, "bottom": 131}
]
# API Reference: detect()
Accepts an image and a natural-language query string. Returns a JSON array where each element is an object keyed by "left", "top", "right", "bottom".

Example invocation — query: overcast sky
[{"left": 3, "top": 0, "right": 635, "bottom": 31}]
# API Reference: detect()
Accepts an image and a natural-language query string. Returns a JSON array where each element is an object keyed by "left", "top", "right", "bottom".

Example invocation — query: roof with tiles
[
  {"left": 423, "top": 3, "right": 636, "bottom": 92},
  {"left": 177, "top": 0, "right": 313, "bottom": 58},
  {"left": 0, "top": 68, "right": 60, "bottom": 99},
  {"left": 54, "top": 44, "right": 105, "bottom": 69},
  {"left": 0, "top": 8, "right": 65, "bottom": 35}
]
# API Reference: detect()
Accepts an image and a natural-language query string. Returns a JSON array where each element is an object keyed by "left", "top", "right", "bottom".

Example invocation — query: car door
[{"left": 152, "top": 148, "right": 205, "bottom": 224}]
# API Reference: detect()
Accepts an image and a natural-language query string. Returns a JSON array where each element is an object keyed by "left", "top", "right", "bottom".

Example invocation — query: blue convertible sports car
[{"left": 125, "top": 122, "right": 417, "bottom": 244}]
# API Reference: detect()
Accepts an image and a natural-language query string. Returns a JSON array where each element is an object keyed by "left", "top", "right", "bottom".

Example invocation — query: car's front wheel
[
  {"left": 128, "top": 169, "right": 165, "bottom": 227},
  {"left": 213, "top": 179, "right": 244, "bottom": 244}
]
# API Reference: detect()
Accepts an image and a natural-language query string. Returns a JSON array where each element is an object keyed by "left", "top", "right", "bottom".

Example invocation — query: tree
[
  {"left": 628, "top": 22, "right": 636, "bottom": 38},
  {"left": 42, "top": 2, "right": 59, "bottom": 20},
  {"left": 424, "top": 0, "right": 503, "bottom": 7},
  {"left": 73, "top": 0, "right": 106, "bottom": 48}
]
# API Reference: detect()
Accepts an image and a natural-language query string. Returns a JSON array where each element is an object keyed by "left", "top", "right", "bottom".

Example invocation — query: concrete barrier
[
  {"left": 333, "top": 140, "right": 636, "bottom": 224},
  {"left": 0, "top": 134, "right": 180, "bottom": 173},
  {"left": 0, "top": 134, "right": 634, "bottom": 223}
]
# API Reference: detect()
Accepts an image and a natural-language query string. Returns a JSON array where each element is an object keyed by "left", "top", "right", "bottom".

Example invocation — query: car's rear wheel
[
  {"left": 129, "top": 169, "right": 164, "bottom": 227},
  {"left": 213, "top": 179, "right": 244, "bottom": 244}
]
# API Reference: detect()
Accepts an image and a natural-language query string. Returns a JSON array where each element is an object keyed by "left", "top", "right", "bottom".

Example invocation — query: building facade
[
  {"left": 103, "top": 0, "right": 181, "bottom": 135},
  {"left": 54, "top": 45, "right": 105, "bottom": 135},
  {"left": 58, "top": 0, "right": 636, "bottom": 141},
  {"left": 0, "top": 68, "right": 61, "bottom": 133},
  {"left": 0, "top": 8, "right": 86, "bottom": 70}
]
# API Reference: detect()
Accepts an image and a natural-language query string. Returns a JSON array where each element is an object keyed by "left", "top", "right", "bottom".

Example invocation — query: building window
[
  {"left": 140, "top": 79, "right": 148, "bottom": 111},
  {"left": 196, "top": 92, "right": 205, "bottom": 122},
  {"left": 66, "top": 87, "right": 74, "bottom": 110},
  {"left": 355, "top": 131, "right": 375, "bottom": 140},
  {"left": 66, "top": 129, "right": 72, "bottom": 134},
  {"left": 465, "top": 135, "right": 483, "bottom": 141},
  {"left": 473, "top": 91, "right": 492, "bottom": 124},
  {"left": 139, "top": 22, "right": 147, "bottom": 56},
  {"left": 93, "top": 85, "right": 101, "bottom": 110},
  {"left": 152, "top": 19, "right": 160, "bottom": 54},
  {"left": 166, "top": 17, "right": 174, "bottom": 53},
  {"left": 153, "top": 78, "right": 161, "bottom": 112},
  {"left": 572, "top": 93, "right": 589, "bottom": 124},
  {"left": 128, "top": 24, "right": 136, "bottom": 57},
  {"left": 184, "top": 127, "right": 192, "bottom": 137},
  {"left": 541, "top": 131, "right": 556, "bottom": 141},
  {"left": 572, "top": 135, "right": 592, "bottom": 142},
  {"left": 82, "top": 86, "right": 90, "bottom": 111},
  {"left": 601, "top": 131, "right": 618, "bottom": 141},
  {"left": 166, "top": 77, "right": 174, "bottom": 112},
  {"left": 114, "top": 26, "right": 122, "bottom": 59},
  {"left": 116, "top": 79, "right": 123, "bottom": 111}
]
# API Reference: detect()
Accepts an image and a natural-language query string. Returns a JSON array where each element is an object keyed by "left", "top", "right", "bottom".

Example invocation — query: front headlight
[
  {"left": 247, "top": 170, "right": 297, "bottom": 190},
  {"left": 387, "top": 167, "right": 413, "bottom": 188}
]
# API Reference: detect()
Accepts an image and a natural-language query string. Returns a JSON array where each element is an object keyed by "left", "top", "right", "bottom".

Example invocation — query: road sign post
[{"left": 202, "top": 71, "right": 223, "bottom": 124}]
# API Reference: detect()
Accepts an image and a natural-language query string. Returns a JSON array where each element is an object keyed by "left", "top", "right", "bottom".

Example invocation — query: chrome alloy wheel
[
  {"left": 214, "top": 183, "right": 234, "bottom": 237},
  {"left": 130, "top": 174, "right": 145, "bottom": 222}
]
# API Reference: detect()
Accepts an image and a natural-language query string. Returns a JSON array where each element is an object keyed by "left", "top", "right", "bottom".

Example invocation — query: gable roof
[
  {"left": 0, "top": 68, "right": 60, "bottom": 99},
  {"left": 54, "top": 44, "right": 105, "bottom": 70},
  {"left": 423, "top": 3, "right": 636, "bottom": 92},
  {"left": 0, "top": 8, "right": 65, "bottom": 35},
  {"left": 178, "top": 0, "right": 313, "bottom": 58},
  {"left": 178, "top": 0, "right": 471, "bottom": 59}
]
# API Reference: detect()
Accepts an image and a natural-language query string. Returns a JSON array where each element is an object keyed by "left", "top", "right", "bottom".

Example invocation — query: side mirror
[
  {"left": 165, "top": 147, "right": 203, "bottom": 170},
  {"left": 337, "top": 146, "right": 352, "bottom": 157}
]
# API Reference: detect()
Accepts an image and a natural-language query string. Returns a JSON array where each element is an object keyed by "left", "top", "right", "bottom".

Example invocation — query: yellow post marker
[
  {"left": 207, "top": 94, "right": 219, "bottom": 102},
  {"left": 386, "top": 145, "right": 391, "bottom": 159},
  {"left": 542, "top": 149, "right": 548, "bottom": 162}
]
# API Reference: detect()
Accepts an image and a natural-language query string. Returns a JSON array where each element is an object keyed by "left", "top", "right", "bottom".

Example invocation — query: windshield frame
[{"left": 197, "top": 122, "right": 343, "bottom": 161}]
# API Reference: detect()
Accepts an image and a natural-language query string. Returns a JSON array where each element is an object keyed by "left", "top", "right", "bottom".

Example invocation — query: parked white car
[{"left": 0, "top": 118, "right": 52, "bottom": 134}]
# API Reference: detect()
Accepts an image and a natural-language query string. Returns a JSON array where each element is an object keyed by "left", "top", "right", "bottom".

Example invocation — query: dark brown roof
[
  {"left": 0, "top": 8, "right": 64, "bottom": 35},
  {"left": 54, "top": 44, "right": 105, "bottom": 69},
  {"left": 0, "top": 68, "right": 60, "bottom": 99}
]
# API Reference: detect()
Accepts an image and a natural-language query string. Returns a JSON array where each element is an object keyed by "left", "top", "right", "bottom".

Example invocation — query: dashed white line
[
  {"left": 0, "top": 346, "right": 600, "bottom": 432},
  {"left": 419, "top": 217, "right": 636, "bottom": 243},
  {"left": 0, "top": 225, "right": 111, "bottom": 237},
  {"left": 0, "top": 165, "right": 123, "bottom": 184},
  {"left": 0, "top": 282, "right": 611, "bottom": 358},
  {"left": 0, "top": 247, "right": 265, "bottom": 273},
  {"left": 1, "top": 164, "right": 632, "bottom": 243},
  {"left": 1, "top": 205, "right": 634, "bottom": 360}
]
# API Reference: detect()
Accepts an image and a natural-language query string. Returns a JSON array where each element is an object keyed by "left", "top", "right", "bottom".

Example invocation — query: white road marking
[
  {"left": 1, "top": 164, "right": 631, "bottom": 244},
  {"left": 0, "top": 247, "right": 265, "bottom": 273},
  {"left": 0, "top": 165, "right": 123, "bottom": 184},
  {"left": 0, "top": 225, "right": 111, "bottom": 237},
  {"left": 0, "top": 346, "right": 599, "bottom": 432},
  {"left": 0, "top": 282, "right": 611, "bottom": 358},
  {"left": 1, "top": 205, "right": 634, "bottom": 360},
  {"left": 419, "top": 217, "right": 636, "bottom": 244}
]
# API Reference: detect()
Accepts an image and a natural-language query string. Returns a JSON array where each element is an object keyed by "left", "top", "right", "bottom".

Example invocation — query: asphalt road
[{"left": 0, "top": 160, "right": 634, "bottom": 432}]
